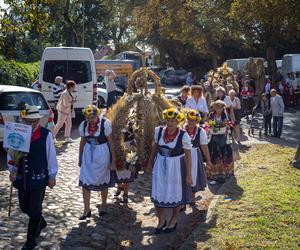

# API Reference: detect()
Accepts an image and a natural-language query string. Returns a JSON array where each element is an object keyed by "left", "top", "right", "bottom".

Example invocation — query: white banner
[{"left": 3, "top": 122, "right": 32, "bottom": 153}]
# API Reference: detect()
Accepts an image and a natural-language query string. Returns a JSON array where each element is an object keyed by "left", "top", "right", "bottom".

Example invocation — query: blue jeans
[
  {"left": 272, "top": 116, "right": 283, "bottom": 137},
  {"left": 107, "top": 90, "right": 117, "bottom": 109}
]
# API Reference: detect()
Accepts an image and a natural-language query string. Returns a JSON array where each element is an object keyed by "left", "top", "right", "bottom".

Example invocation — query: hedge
[{"left": 0, "top": 59, "right": 40, "bottom": 87}]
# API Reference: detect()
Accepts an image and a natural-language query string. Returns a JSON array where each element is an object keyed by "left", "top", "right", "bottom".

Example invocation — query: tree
[
  {"left": 0, "top": 0, "right": 54, "bottom": 61},
  {"left": 229, "top": 0, "right": 300, "bottom": 81}
]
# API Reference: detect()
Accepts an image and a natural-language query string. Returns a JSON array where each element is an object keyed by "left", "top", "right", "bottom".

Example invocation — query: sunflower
[
  {"left": 166, "top": 108, "right": 175, "bottom": 119},
  {"left": 20, "top": 110, "right": 27, "bottom": 118},
  {"left": 176, "top": 112, "right": 185, "bottom": 122}
]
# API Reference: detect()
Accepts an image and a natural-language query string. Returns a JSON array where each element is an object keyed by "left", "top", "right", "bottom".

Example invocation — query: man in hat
[{"left": 7, "top": 105, "right": 58, "bottom": 250}]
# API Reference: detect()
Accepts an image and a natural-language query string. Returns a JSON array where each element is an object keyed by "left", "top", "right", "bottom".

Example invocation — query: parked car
[
  {"left": 0, "top": 85, "right": 51, "bottom": 142},
  {"left": 160, "top": 69, "right": 188, "bottom": 85},
  {"left": 97, "top": 82, "right": 124, "bottom": 107}
]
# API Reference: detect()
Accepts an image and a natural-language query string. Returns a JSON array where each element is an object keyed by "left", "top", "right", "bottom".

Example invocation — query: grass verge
[{"left": 183, "top": 144, "right": 300, "bottom": 249}]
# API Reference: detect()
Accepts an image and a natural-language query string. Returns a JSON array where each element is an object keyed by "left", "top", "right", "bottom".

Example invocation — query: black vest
[
  {"left": 157, "top": 126, "right": 185, "bottom": 157},
  {"left": 191, "top": 127, "right": 201, "bottom": 148},
  {"left": 15, "top": 127, "right": 49, "bottom": 190},
  {"left": 83, "top": 118, "right": 108, "bottom": 145}
]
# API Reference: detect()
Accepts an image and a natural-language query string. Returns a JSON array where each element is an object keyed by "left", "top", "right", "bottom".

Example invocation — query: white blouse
[
  {"left": 154, "top": 126, "right": 192, "bottom": 150},
  {"left": 185, "top": 97, "right": 209, "bottom": 113},
  {"left": 79, "top": 117, "right": 112, "bottom": 137}
]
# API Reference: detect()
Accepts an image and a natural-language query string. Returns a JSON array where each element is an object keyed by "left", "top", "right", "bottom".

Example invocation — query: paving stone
[{"left": 0, "top": 136, "right": 214, "bottom": 249}]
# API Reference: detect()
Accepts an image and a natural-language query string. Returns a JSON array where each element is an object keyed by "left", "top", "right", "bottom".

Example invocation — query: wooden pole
[{"left": 8, "top": 183, "right": 13, "bottom": 217}]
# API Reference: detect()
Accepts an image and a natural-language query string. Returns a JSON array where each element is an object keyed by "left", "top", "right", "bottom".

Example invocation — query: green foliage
[
  {"left": 0, "top": 59, "right": 39, "bottom": 87},
  {"left": 183, "top": 144, "right": 300, "bottom": 249}
]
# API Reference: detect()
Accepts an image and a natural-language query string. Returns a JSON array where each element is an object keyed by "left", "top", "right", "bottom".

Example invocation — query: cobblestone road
[{"left": 0, "top": 137, "right": 215, "bottom": 250}]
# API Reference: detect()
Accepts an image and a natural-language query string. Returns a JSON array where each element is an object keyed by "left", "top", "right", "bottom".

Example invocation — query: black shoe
[
  {"left": 179, "top": 205, "right": 186, "bottom": 212},
  {"left": 121, "top": 195, "right": 128, "bottom": 204},
  {"left": 22, "top": 240, "right": 37, "bottom": 250},
  {"left": 114, "top": 188, "right": 123, "bottom": 197},
  {"left": 79, "top": 210, "right": 91, "bottom": 220},
  {"left": 164, "top": 223, "right": 177, "bottom": 233},
  {"left": 36, "top": 217, "right": 47, "bottom": 238},
  {"left": 154, "top": 221, "right": 167, "bottom": 234},
  {"left": 99, "top": 207, "right": 107, "bottom": 216},
  {"left": 190, "top": 201, "right": 196, "bottom": 207}
]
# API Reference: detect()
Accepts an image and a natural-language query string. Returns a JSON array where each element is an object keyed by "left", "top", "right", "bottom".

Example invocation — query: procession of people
[{"left": 6, "top": 66, "right": 292, "bottom": 249}]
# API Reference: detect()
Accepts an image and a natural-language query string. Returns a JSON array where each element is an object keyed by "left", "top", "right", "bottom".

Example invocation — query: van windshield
[
  {"left": 43, "top": 60, "right": 92, "bottom": 84},
  {"left": 0, "top": 92, "right": 49, "bottom": 110}
]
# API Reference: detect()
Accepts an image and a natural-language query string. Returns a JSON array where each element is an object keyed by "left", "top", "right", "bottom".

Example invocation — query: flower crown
[
  {"left": 162, "top": 108, "right": 184, "bottom": 122},
  {"left": 82, "top": 105, "right": 100, "bottom": 117},
  {"left": 186, "top": 109, "right": 202, "bottom": 122}
]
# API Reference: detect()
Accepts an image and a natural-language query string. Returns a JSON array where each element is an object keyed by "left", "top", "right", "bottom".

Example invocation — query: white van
[
  {"left": 281, "top": 54, "right": 300, "bottom": 78},
  {"left": 226, "top": 57, "right": 266, "bottom": 74},
  {"left": 39, "top": 47, "right": 97, "bottom": 112}
]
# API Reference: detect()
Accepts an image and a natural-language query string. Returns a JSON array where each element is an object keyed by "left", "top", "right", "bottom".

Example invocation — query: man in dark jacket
[{"left": 8, "top": 105, "right": 58, "bottom": 250}]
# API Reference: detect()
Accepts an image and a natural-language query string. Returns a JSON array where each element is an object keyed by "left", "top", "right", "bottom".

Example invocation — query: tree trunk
[
  {"left": 211, "top": 53, "right": 218, "bottom": 69},
  {"left": 266, "top": 46, "right": 278, "bottom": 84}
]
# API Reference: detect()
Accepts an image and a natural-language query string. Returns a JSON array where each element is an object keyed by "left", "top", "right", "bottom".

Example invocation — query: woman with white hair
[{"left": 216, "top": 86, "right": 235, "bottom": 123}]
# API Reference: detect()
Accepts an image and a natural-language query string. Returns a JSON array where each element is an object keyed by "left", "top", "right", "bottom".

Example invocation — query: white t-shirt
[
  {"left": 293, "top": 78, "right": 300, "bottom": 89},
  {"left": 231, "top": 97, "right": 241, "bottom": 110},
  {"left": 185, "top": 97, "right": 209, "bottom": 113},
  {"left": 220, "top": 95, "right": 233, "bottom": 108},
  {"left": 104, "top": 76, "right": 117, "bottom": 93}
]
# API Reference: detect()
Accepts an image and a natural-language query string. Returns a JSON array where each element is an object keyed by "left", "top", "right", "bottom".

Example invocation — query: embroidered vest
[
  {"left": 191, "top": 127, "right": 201, "bottom": 148},
  {"left": 157, "top": 126, "right": 185, "bottom": 157},
  {"left": 15, "top": 128, "right": 49, "bottom": 190},
  {"left": 83, "top": 117, "right": 108, "bottom": 145}
]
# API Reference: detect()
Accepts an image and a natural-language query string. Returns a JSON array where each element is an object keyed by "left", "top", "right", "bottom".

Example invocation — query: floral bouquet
[
  {"left": 125, "top": 151, "right": 139, "bottom": 173},
  {"left": 7, "top": 149, "right": 24, "bottom": 168}
]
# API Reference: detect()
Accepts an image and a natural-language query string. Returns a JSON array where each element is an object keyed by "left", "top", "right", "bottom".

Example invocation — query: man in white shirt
[
  {"left": 270, "top": 89, "right": 285, "bottom": 138},
  {"left": 104, "top": 69, "right": 117, "bottom": 109}
]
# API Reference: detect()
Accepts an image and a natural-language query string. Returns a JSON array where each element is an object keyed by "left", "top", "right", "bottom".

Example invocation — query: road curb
[{"left": 205, "top": 176, "right": 235, "bottom": 224}]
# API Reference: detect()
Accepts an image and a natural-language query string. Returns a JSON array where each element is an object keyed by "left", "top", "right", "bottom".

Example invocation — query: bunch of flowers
[
  {"left": 162, "top": 108, "right": 184, "bottom": 122},
  {"left": 82, "top": 105, "right": 100, "bottom": 118},
  {"left": 205, "top": 118, "right": 233, "bottom": 133},
  {"left": 186, "top": 109, "right": 202, "bottom": 123},
  {"left": 125, "top": 151, "right": 139, "bottom": 172}
]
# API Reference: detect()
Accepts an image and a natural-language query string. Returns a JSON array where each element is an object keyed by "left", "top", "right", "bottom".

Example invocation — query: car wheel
[{"left": 97, "top": 96, "right": 105, "bottom": 108}]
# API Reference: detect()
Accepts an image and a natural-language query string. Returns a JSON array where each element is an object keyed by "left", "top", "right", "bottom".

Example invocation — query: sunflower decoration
[
  {"left": 162, "top": 108, "right": 184, "bottom": 123},
  {"left": 20, "top": 103, "right": 29, "bottom": 118},
  {"left": 186, "top": 109, "right": 202, "bottom": 123},
  {"left": 82, "top": 105, "right": 100, "bottom": 118}
]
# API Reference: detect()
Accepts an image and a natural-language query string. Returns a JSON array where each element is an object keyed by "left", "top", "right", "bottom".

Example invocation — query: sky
[{"left": 0, "top": 0, "right": 8, "bottom": 9}]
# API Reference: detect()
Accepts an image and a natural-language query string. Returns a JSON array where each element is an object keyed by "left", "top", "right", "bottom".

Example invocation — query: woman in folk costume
[
  {"left": 78, "top": 105, "right": 116, "bottom": 220},
  {"left": 183, "top": 110, "right": 212, "bottom": 205},
  {"left": 114, "top": 120, "right": 136, "bottom": 204},
  {"left": 147, "top": 108, "right": 193, "bottom": 234},
  {"left": 206, "top": 101, "right": 234, "bottom": 183}
]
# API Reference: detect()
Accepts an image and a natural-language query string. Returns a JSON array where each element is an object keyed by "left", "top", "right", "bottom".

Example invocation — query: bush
[{"left": 0, "top": 59, "right": 40, "bottom": 87}]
